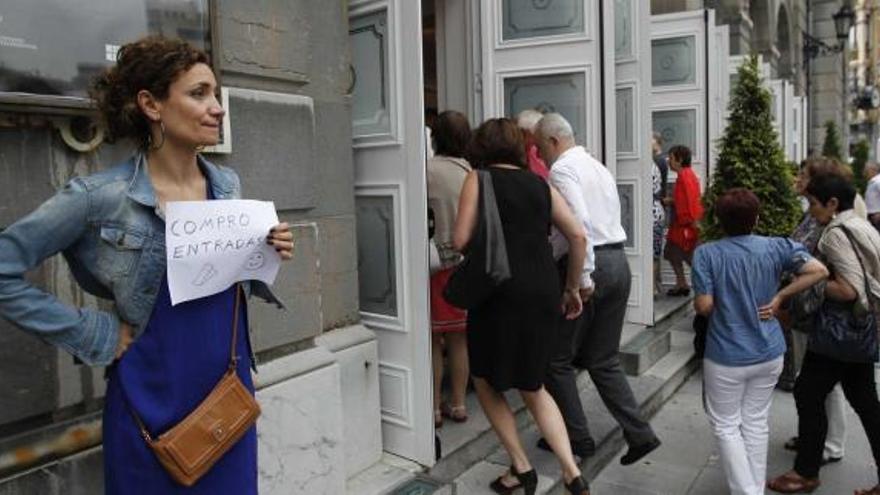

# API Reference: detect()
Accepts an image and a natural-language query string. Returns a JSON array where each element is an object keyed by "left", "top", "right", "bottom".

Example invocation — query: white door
[
  {"left": 651, "top": 9, "right": 726, "bottom": 285},
  {"left": 783, "top": 80, "right": 800, "bottom": 163},
  {"left": 480, "top": 0, "right": 605, "bottom": 158},
  {"left": 348, "top": 0, "right": 434, "bottom": 465},
  {"left": 791, "top": 94, "right": 802, "bottom": 163},
  {"left": 613, "top": 0, "right": 654, "bottom": 325},
  {"left": 769, "top": 79, "right": 787, "bottom": 160},
  {"left": 479, "top": 0, "right": 653, "bottom": 325},
  {"left": 768, "top": 79, "right": 784, "bottom": 156},
  {"left": 651, "top": 9, "right": 727, "bottom": 183},
  {"left": 769, "top": 78, "right": 798, "bottom": 162},
  {"left": 711, "top": 24, "right": 730, "bottom": 151},
  {"left": 800, "top": 95, "right": 809, "bottom": 160}
]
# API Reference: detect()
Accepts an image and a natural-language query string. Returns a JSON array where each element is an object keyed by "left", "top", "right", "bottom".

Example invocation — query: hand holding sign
[
  {"left": 166, "top": 200, "right": 282, "bottom": 305},
  {"left": 267, "top": 222, "right": 295, "bottom": 260}
]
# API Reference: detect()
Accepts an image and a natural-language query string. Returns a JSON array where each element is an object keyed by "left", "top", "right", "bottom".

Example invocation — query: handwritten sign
[{"left": 165, "top": 200, "right": 281, "bottom": 305}]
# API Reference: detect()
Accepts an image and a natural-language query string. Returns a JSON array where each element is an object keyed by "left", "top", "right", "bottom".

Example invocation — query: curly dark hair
[{"left": 90, "top": 36, "right": 210, "bottom": 149}]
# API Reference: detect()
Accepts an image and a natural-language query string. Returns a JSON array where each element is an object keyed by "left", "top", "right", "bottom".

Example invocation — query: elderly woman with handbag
[
  {"left": 779, "top": 158, "right": 862, "bottom": 466},
  {"left": 768, "top": 173, "right": 880, "bottom": 495},
  {"left": 0, "top": 37, "right": 292, "bottom": 493}
]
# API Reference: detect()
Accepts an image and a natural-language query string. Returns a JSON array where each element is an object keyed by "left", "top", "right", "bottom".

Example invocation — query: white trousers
[{"left": 704, "top": 357, "right": 784, "bottom": 495}]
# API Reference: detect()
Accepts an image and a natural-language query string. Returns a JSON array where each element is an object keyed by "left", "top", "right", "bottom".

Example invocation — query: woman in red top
[{"left": 664, "top": 145, "right": 703, "bottom": 296}]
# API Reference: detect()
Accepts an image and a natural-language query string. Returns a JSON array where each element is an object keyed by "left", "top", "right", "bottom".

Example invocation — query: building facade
[
  {"left": 850, "top": 0, "right": 880, "bottom": 157},
  {"left": 663, "top": 0, "right": 862, "bottom": 160}
]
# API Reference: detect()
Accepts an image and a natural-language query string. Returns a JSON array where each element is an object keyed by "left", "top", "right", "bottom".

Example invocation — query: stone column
[{"left": 808, "top": 0, "right": 849, "bottom": 158}]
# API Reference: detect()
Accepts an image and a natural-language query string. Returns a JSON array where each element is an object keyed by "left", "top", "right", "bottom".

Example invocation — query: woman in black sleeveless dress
[{"left": 453, "top": 118, "right": 591, "bottom": 495}]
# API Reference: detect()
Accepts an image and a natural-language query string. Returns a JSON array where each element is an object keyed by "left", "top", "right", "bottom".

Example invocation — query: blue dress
[
  {"left": 103, "top": 189, "right": 258, "bottom": 493},
  {"left": 103, "top": 281, "right": 257, "bottom": 494}
]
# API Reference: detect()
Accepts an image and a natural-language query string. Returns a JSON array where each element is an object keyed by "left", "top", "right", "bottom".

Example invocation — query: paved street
[{"left": 594, "top": 369, "right": 880, "bottom": 494}]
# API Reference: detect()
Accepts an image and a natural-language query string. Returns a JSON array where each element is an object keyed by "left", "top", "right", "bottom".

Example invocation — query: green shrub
[
  {"left": 822, "top": 120, "right": 844, "bottom": 161},
  {"left": 702, "top": 55, "right": 802, "bottom": 240}
]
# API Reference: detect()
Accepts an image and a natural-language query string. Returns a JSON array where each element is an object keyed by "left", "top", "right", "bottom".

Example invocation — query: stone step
[
  {"left": 619, "top": 297, "right": 695, "bottom": 376},
  {"left": 653, "top": 293, "right": 693, "bottom": 329},
  {"left": 428, "top": 390, "right": 531, "bottom": 484},
  {"left": 620, "top": 325, "right": 672, "bottom": 376},
  {"left": 437, "top": 312, "right": 699, "bottom": 495},
  {"left": 346, "top": 453, "right": 423, "bottom": 494}
]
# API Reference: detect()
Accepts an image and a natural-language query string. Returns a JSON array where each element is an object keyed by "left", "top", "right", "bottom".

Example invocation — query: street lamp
[
  {"left": 834, "top": 4, "right": 855, "bottom": 156},
  {"left": 833, "top": 5, "right": 855, "bottom": 43},
  {"left": 802, "top": 3, "right": 856, "bottom": 157},
  {"left": 802, "top": 4, "right": 854, "bottom": 59}
]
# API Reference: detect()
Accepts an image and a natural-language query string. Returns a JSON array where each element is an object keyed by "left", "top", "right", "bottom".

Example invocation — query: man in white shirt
[
  {"left": 863, "top": 162, "right": 880, "bottom": 229},
  {"left": 534, "top": 113, "right": 661, "bottom": 465}
]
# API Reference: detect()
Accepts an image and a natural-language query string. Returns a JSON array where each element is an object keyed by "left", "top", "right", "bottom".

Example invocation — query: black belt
[{"left": 594, "top": 242, "right": 624, "bottom": 251}]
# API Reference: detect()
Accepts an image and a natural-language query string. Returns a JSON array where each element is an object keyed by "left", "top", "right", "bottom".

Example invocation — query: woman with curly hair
[{"left": 0, "top": 36, "right": 292, "bottom": 493}]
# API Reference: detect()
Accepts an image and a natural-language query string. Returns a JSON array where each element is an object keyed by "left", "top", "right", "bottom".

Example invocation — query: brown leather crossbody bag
[{"left": 122, "top": 284, "right": 260, "bottom": 486}]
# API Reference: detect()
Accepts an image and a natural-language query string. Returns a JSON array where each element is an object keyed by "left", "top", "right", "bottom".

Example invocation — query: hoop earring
[{"left": 148, "top": 121, "right": 166, "bottom": 150}]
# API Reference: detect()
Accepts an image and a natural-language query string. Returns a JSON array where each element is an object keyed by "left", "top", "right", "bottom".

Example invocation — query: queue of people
[
  {"left": 429, "top": 112, "right": 665, "bottom": 495},
  {"left": 430, "top": 106, "right": 880, "bottom": 495}
]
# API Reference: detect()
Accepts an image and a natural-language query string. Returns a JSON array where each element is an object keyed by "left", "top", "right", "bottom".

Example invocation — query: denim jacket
[{"left": 0, "top": 153, "right": 281, "bottom": 367}]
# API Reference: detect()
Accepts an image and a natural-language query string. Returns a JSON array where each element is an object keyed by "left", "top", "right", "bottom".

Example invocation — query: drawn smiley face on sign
[{"left": 245, "top": 252, "right": 266, "bottom": 270}]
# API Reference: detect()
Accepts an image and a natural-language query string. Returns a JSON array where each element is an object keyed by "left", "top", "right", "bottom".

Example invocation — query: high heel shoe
[
  {"left": 565, "top": 475, "right": 590, "bottom": 495},
  {"left": 489, "top": 465, "right": 538, "bottom": 495}
]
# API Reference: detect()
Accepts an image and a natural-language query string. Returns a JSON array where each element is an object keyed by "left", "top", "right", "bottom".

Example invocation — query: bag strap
[
  {"left": 473, "top": 169, "right": 487, "bottom": 240},
  {"left": 122, "top": 283, "right": 244, "bottom": 443},
  {"left": 834, "top": 225, "right": 877, "bottom": 309},
  {"left": 477, "top": 169, "right": 511, "bottom": 282}
]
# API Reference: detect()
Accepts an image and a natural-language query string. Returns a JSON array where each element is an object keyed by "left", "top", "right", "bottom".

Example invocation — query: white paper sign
[{"left": 165, "top": 200, "right": 280, "bottom": 305}]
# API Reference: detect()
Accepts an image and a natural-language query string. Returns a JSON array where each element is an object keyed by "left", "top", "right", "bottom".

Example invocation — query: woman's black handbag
[
  {"left": 443, "top": 169, "right": 511, "bottom": 310},
  {"left": 787, "top": 279, "right": 827, "bottom": 334},
  {"left": 809, "top": 225, "right": 880, "bottom": 363}
]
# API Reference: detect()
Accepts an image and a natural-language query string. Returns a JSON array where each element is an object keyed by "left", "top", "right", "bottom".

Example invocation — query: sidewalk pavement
[{"left": 593, "top": 369, "right": 880, "bottom": 494}]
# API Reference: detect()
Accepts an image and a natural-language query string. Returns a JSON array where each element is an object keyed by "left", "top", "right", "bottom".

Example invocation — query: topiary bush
[
  {"left": 822, "top": 120, "right": 844, "bottom": 161},
  {"left": 701, "top": 55, "right": 802, "bottom": 241}
]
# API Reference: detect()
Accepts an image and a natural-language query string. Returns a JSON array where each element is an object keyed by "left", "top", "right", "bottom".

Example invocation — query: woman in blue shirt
[{"left": 692, "top": 188, "right": 827, "bottom": 495}]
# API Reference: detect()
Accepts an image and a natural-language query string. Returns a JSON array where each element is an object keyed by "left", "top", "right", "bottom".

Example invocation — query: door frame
[{"left": 349, "top": 0, "right": 434, "bottom": 466}]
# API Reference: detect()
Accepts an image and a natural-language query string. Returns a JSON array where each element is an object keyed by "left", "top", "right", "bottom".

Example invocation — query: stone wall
[{"left": 808, "top": 0, "right": 850, "bottom": 156}]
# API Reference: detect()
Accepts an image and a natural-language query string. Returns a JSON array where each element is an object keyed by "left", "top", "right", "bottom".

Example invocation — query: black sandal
[
  {"left": 666, "top": 287, "right": 691, "bottom": 297},
  {"left": 489, "top": 465, "right": 538, "bottom": 495},
  {"left": 565, "top": 475, "right": 590, "bottom": 495}
]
